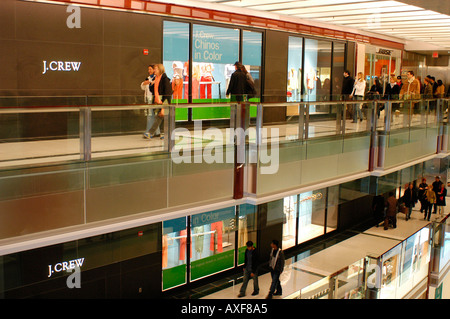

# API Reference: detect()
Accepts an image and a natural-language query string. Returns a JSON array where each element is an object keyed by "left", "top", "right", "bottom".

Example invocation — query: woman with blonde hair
[
  {"left": 144, "top": 63, "right": 173, "bottom": 139},
  {"left": 350, "top": 72, "right": 366, "bottom": 122}
]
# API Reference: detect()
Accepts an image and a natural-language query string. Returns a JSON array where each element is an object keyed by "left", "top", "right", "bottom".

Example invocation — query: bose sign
[{"left": 42, "top": 60, "right": 82, "bottom": 74}]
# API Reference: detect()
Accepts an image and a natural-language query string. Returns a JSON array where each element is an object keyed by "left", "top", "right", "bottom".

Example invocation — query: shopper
[
  {"left": 141, "top": 65, "right": 161, "bottom": 139},
  {"left": 226, "top": 61, "right": 247, "bottom": 102},
  {"left": 436, "top": 184, "right": 447, "bottom": 216},
  {"left": 435, "top": 80, "right": 445, "bottom": 98},
  {"left": 147, "top": 63, "right": 172, "bottom": 139},
  {"left": 423, "top": 77, "right": 434, "bottom": 99},
  {"left": 402, "top": 183, "right": 417, "bottom": 221},
  {"left": 239, "top": 64, "right": 257, "bottom": 99},
  {"left": 424, "top": 186, "right": 436, "bottom": 221},
  {"left": 396, "top": 76, "right": 403, "bottom": 90},
  {"left": 418, "top": 178, "right": 428, "bottom": 214},
  {"left": 350, "top": 72, "right": 365, "bottom": 122},
  {"left": 399, "top": 71, "right": 420, "bottom": 100},
  {"left": 432, "top": 176, "right": 443, "bottom": 214},
  {"left": 384, "top": 75, "right": 400, "bottom": 100},
  {"left": 384, "top": 192, "right": 398, "bottom": 230},
  {"left": 266, "top": 239, "right": 285, "bottom": 299},
  {"left": 238, "top": 241, "right": 259, "bottom": 298},
  {"left": 341, "top": 70, "right": 354, "bottom": 101}
]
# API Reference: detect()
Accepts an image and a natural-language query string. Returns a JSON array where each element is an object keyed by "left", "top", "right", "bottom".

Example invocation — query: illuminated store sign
[
  {"left": 48, "top": 258, "right": 85, "bottom": 277},
  {"left": 42, "top": 60, "right": 82, "bottom": 74}
]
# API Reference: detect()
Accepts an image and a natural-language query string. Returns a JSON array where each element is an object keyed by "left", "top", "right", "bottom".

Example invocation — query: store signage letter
[
  {"left": 42, "top": 60, "right": 82, "bottom": 74},
  {"left": 48, "top": 258, "right": 85, "bottom": 278}
]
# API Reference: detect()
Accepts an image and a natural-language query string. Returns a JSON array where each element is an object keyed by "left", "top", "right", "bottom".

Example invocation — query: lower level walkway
[{"left": 198, "top": 203, "right": 447, "bottom": 300}]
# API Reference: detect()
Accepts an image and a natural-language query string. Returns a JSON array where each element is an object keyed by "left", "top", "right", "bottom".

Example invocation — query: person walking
[
  {"left": 141, "top": 64, "right": 161, "bottom": 138},
  {"left": 266, "top": 240, "right": 285, "bottom": 299},
  {"left": 399, "top": 71, "right": 421, "bottom": 100},
  {"left": 402, "top": 183, "right": 417, "bottom": 221},
  {"left": 350, "top": 72, "right": 365, "bottom": 123},
  {"left": 384, "top": 192, "right": 398, "bottom": 230},
  {"left": 146, "top": 63, "right": 172, "bottom": 139},
  {"left": 238, "top": 241, "right": 259, "bottom": 298},
  {"left": 418, "top": 178, "right": 428, "bottom": 214},
  {"left": 432, "top": 176, "right": 443, "bottom": 214},
  {"left": 436, "top": 184, "right": 447, "bottom": 216},
  {"left": 435, "top": 80, "right": 445, "bottom": 98},
  {"left": 226, "top": 61, "right": 247, "bottom": 102},
  {"left": 424, "top": 186, "right": 436, "bottom": 221}
]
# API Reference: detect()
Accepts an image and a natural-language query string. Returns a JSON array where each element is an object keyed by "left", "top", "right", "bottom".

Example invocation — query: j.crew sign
[{"left": 42, "top": 60, "right": 82, "bottom": 74}]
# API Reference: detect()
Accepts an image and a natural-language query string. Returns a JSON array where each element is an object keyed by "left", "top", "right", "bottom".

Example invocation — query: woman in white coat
[{"left": 350, "top": 72, "right": 366, "bottom": 123}]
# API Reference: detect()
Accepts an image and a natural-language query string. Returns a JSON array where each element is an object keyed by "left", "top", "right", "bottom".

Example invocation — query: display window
[
  {"left": 303, "top": 39, "right": 332, "bottom": 108},
  {"left": 332, "top": 43, "right": 345, "bottom": 101},
  {"left": 380, "top": 243, "right": 402, "bottom": 299},
  {"left": 287, "top": 36, "right": 303, "bottom": 103},
  {"left": 192, "top": 24, "right": 239, "bottom": 103},
  {"left": 298, "top": 189, "right": 326, "bottom": 244},
  {"left": 162, "top": 217, "right": 188, "bottom": 290},
  {"left": 282, "top": 195, "right": 298, "bottom": 249},
  {"left": 190, "top": 207, "right": 237, "bottom": 281},
  {"left": 238, "top": 204, "right": 258, "bottom": 265},
  {"left": 163, "top": 20, "right": 190, "bottom": 121},
  {"left": 243, "top": 30, "right": 262, "bottom": 107}
]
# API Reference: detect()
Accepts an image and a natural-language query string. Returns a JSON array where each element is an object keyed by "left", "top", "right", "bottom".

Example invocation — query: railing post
[
  {"left": 165, "top": 105, "right": 176, "bottom": 153},
  {"left": 79, "top": 107, "right": 91, "bottom": 161},
  {"left": 233, "top": 102, "right": 249, "bottom": 199}
]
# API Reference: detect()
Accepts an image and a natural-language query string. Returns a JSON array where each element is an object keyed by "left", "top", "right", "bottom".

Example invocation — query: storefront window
[
  {"left": 192, "top": 24, "right": 239, "bottom": 103},
  {"left": 287, "top": 36, "right": 303, "bottom": 102},
  {"left": 282, "top": 195, "right": 298, "bottom": 249},
  {"left": 162, "top": 217, "right": 187, "bottom": 290},
  {"left": 190, "top": 207, "right": 236, "bottom": 281},
  {"left": 242, "top": 30, "right": 262, "bottom": 103},
  {"left": 163, "top": 21, "right": 190, "bottom": 105},
  {"left": 298, "top": 189, "right": 326, "bottom": 244},
  {"left": 332, "top": 42, "right": 345, "bottom": 101},
  {"left": 304, "top": 39, "right": 332, "bottom": 106},
  {"left": 238, "top": 204, "right": 258, "bottom": 265}
]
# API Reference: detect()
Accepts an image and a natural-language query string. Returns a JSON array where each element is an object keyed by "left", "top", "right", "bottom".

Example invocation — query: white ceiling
[{"left": 185, "top": 0, "right": 450, "bottom": 50}]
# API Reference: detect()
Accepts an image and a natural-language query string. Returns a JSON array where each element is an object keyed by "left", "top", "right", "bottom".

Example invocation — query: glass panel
[
  {"left": 326, "top": 185, "right": 339, "bottom": 232},
  {"left": 304, "top": 38, "right": 332, "bottom": 105},
  {"left": 287, "top": 36, "right": 303, "bottom": 102},
  {"left": 238, "top": 204, "right": 258, "bottom": 265},
  {"left": 331, "top": 43, "right": 345, "bottom": 101},
  {"left": 298, "top": 188, "right": 326, "bottom": 244},
  {"left": 190, "top": 207, "right": 236, "bottom": 281},
  {"left": 282, "top": 195, "right": 298, "bottom": 249},
  {"left": 380, "top": 243, "right": 402, "bottom": 299},
  {"left": 243, "top": 30, "right": 262, "bottom": 104},
  {"left": 163, "top": 21, "right": 190, "bottom": 107},
  {"left": 162, "top": 217, "right": 187, "bottom": 290},
  {"left": 192, "top": 24, "right": 239, "bottom": 107}
]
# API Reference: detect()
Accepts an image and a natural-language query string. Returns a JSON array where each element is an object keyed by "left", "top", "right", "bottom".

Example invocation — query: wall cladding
[{"left": 0, "top": 0, "right": 163, "bottom": 97}]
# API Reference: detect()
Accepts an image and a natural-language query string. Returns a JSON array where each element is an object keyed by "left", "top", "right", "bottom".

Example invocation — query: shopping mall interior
[{"left": 0, "top": 0, "right": 450, "bottom": 304}]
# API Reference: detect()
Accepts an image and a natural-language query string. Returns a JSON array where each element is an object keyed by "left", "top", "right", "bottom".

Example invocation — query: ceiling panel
[{"left": 193, "top": 0, "right": 450, "bottom": 49}]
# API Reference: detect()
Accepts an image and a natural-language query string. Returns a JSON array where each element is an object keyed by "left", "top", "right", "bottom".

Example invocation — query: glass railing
[
  {"left": 286, "top": 223, "right": 434, "bottom": 299},
  {"left": 429, "top": 214, "right": 450, "bottom": 287},
  {"left": 0, "top": 95, "right": 448, "bottom": 240}
]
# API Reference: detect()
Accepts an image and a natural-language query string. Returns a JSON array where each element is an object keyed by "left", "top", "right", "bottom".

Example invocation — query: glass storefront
[
  {"left": 162, "top": 217, "right": 187, "bottom": 290},
  {"left": 238, "top": 204, "right": 258, "bottom": 265},
  {"left": 304, "top": 39, "right": 332, "bottom": 105},
  {"left": 190, "top": 207, "right": 237, "bottom": 281},
  {"left": 364, "top": 45, "right": 402, "bottom": 95},
  {"left": 287, "top": 36, "right": 303, "bottom": 102}
]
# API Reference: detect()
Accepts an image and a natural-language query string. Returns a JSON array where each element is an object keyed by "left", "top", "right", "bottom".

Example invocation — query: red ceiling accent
[{"left": 42, "top": 0, "right": 404, "bottom": 50}]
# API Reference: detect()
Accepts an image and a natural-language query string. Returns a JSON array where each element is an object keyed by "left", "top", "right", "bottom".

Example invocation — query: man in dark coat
[
  {"left": 238, "top": 241, "right": 259, "bottom": 297},
  {"left": 341, "top": 70, "right": 355, "bottom": 100}
]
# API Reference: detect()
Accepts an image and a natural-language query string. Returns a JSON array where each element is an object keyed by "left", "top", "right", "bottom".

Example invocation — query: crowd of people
[
  {"left": 342, "top": 70, "right": 447, "bottom": 123},
  {"left": 373, "top": 176, "right": 448, "bottom": 231}
]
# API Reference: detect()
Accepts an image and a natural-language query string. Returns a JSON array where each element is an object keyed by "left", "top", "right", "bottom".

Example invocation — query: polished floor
[{"left": 0, "top": 112, "right": 433, "bottom": 169}]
